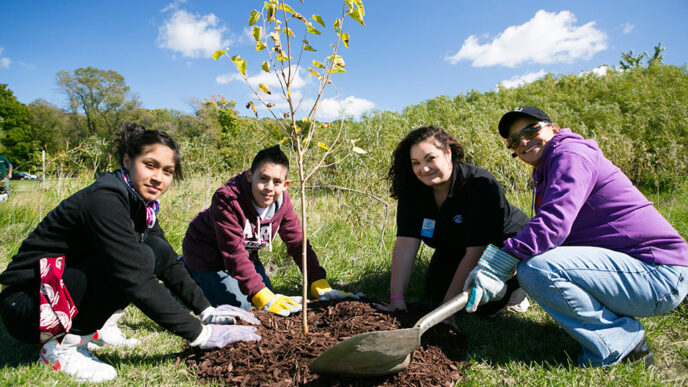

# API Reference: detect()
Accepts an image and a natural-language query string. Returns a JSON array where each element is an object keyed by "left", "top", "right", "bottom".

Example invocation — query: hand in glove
[
  {"left": 310, "top": 279, "right": 365, "bottom": 301},
  {"left": 251, "top": 287, "right": 302, "bottom": 317},
  {"left": 463, "top": 244, "right": 520, "bottom": 313},
  {"left": 200, "top": 304, "right": 261, "bottom": 325},
  {"left": 190, "top": 324, "right": 261, "bottom": 349}
]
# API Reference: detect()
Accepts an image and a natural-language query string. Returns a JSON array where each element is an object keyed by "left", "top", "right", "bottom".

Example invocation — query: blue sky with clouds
[{"left": 1, "top": 0, "right": 686, "bottom": 120}]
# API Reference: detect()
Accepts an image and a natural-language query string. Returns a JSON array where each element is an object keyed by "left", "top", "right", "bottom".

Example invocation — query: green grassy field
[{"left": 1, "top": 177, "right": 687, "bottom": 386}]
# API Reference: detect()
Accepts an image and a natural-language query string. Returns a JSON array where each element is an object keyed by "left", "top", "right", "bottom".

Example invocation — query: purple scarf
[{"left": 121, "top": 169, "right": 160, "bottom": 230}]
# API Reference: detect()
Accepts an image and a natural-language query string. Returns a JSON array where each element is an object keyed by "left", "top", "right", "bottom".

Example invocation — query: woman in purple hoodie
[{"left": 463, "top": 106, "right": 688, "bottom": 368}]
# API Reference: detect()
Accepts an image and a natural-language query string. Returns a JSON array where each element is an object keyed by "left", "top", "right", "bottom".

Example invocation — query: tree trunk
[{"left": 296, "top": 146, "right": 309, "bottom": 335}]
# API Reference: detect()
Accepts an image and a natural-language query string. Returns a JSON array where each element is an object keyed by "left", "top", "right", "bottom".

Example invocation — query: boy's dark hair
[
  {"left": 116, "top": 122, "right": 184, "bottom": 180},
  {"left": 250, "top": 145, "right": 289, "bottom": 174}
]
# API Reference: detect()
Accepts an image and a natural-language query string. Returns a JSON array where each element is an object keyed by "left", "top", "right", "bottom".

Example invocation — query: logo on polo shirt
[
  {"left": 421, "top": 218, "right": 435, "bottom": 238},
  {"left": 453, "top": 214, "right": 463, "bottom": 224}
]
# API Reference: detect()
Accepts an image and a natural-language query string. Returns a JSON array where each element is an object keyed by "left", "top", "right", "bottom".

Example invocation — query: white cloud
[
  {"left": 579, "top": 65, "right": 610, "bottom": 77},
  {"left": 216, "top": 67, "right": 373, "bottom": 120},
  {"left": 0, "top": 47, "right": 9, "bottom": 68},
  {"left": 447, "top": 10, "right": 607, "bottom": 67},
  {"left": 157, "top": 10, "right": 229, "bottom": 58},
  {"left": 316, "top": 96, "right": 376, "bottom": 120},
  {"left": 622, "top": 22, "right": 635, "bottom": 34},
  {"left": 161, "top": 0, "right": 186, "bottom": 13},
  {"left": 216, "top": 73, "right": 241, "bottom": 84},
  {"left": 216, "top": 68, "right": 309, "bottom": 90},
  {"left": 17, "top": 61, "right": 35, "bottom": 70},
  {"left": 498, "top": 70, "right": 546, "bottom": 89}
]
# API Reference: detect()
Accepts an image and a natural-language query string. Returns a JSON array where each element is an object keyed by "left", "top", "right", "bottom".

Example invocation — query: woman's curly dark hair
[
  {"left": 116, "top": 122, "right": 184, "bottom": 180},
  {"left": 388, "top": 125, "right": 464, "bottom": 199}
]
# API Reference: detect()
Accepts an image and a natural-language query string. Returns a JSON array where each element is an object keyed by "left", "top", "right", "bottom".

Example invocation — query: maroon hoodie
[{"left": 182, "top": 170, "right": 326, "bottom": 298}]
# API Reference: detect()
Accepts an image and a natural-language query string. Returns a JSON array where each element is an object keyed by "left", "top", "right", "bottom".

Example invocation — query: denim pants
[
  {"left": 517, "top": 246, "right": 688, "bottom": 366},
  {"left": 182, "top": 257, "right": 272, "bottom": 310}
]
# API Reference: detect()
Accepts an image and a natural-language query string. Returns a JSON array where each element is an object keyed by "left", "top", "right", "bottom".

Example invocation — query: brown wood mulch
[{"left": 184, "top": 300, "right": 466, "bottom": 386}]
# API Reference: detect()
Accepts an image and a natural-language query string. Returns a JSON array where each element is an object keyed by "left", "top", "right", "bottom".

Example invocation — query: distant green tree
[
  {"left": 620, "top": 42, "right": 664, "bottom": 70},
  {"left": 27, "top": 99, "right": 71, "bottom": 152},
  {"left": 56, "top": 67, "right": 139, "bottom": 140},
  {"left": 0, "top": 84, "right": 36, "bottom": 170}
]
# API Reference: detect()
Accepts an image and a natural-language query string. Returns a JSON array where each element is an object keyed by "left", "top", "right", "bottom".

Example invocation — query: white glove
[
  {"left": 190, "top": 324, "right": 260, "bottom": 349},
  {"left": 463, "top": 244, "right": 520, "bottom": 313},
  {"left": 200, "top": 304, "right": 261, "bottom": 325},
  {"left": 310, "top": 279, "right": 365, "bottom": 301}
]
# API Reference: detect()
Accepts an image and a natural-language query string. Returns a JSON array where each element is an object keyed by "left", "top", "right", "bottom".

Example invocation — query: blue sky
[{"left": 1, "top": 0, "right": 687, "bottom": 120}]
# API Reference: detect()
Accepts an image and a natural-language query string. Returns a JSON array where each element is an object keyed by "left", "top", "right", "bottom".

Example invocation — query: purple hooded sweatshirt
[
  {"left": 182, "top": 170, "right": 326, "bottom": 298},
  {"left": 503, "top": 129, "right": 688, "bottom": 266}
]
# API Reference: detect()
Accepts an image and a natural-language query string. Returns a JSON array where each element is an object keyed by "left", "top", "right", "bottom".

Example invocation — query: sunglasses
[{"left": 505, "top": 122, "right": 549, "bottom": 149}]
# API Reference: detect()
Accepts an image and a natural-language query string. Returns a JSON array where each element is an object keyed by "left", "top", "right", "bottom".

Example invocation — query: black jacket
[{"left": 0, "top": 170, "right": 208, "bottom": 340}]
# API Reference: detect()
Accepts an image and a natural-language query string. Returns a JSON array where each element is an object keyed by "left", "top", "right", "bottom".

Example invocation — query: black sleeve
[
  {"left": 461, "top": 177, "right": 505, "bottom": 247},
  {"left": 145, "top": 223, "right": 211, "bottom": 315},
  {"left": 396, "top": 195, "right": 422, "bottom": 238},
  {"left": 84, "top": 190, "right": 202, "bottom": 341}
]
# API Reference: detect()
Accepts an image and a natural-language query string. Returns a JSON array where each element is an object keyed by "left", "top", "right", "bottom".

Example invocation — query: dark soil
[{"left": 184, "top": 300, "right": 467, "bottom": 386}]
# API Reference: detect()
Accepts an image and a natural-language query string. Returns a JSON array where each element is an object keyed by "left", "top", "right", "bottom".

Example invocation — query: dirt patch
[{"left": 184, "top": 300, "right": 466, "bottom": 386}]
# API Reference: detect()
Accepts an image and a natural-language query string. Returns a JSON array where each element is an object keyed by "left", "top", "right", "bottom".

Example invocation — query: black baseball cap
[{"left": 498, "top": 106, "right": 551, "bottom": 138}]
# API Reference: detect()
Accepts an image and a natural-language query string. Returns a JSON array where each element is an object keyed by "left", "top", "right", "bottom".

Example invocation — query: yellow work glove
[
  {"left": 310, "top": 279, "right": 364, "bottom": 301},
  {"left": 251, "top": 287, "right": 302, "bottom": 317}
]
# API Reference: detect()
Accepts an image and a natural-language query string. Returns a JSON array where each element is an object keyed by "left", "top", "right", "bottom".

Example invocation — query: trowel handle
[{"left": 414, "top": 290, "right": 470, "bottom": 335}]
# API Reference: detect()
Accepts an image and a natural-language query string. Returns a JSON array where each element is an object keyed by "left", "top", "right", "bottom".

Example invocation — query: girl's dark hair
[
  {"left": 116, "top": 122, "right": 183, "bottom": 180},
  {"left": 388, "top": 125, "right": 464, "bottom": 199}
]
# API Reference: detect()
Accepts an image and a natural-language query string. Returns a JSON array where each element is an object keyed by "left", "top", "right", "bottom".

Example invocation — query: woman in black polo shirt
[{"left": 374, "top": 126, "right": 529, "bottom": 315}]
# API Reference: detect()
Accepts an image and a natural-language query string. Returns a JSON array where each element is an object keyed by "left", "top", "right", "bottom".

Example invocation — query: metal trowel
[{"left": 309, "top": 290, "right": 469, "bottom": 376}]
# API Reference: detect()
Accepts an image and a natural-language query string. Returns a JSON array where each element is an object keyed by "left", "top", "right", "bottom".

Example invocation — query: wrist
[
  {"left": 199, "top": 306, "right": 215, "bottom": 322},
  {"left": 189, "top": 325, "right": 211, "bottom": 347},
  {"left": 310, "top": 278, "right": 331, "bottom": 298},
  {"left": 251, "top": 287, "right": 275, "bottom": 309},
  {"left": 481, "top": 244, "right": 519, "bottom": 279}
]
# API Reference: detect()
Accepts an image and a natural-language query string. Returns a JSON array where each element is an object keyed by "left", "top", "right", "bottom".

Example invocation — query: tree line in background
[{"left": 1, "top": 46, "right": 686, "bottom": 196}]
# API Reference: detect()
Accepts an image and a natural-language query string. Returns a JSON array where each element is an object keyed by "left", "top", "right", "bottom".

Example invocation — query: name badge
[{"left": 421, "top": 218, "right": 435, "bottom": 238}]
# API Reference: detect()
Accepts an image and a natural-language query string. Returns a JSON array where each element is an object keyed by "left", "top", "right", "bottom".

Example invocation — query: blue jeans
[
  {"left": 517, "top": 246, "right": 688, "bottom": 366},
  {"left": 181, "top": 257, "right": 272, "bottom": 310}
]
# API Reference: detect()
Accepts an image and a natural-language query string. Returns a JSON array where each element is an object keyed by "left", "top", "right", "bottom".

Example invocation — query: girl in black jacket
[{"left": 0, "top": 123, "right": 260, "bottom": 383}]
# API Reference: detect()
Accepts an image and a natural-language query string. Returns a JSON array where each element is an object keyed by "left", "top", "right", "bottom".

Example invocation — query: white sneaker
[
  {"left": 88, "top": 309, "right": 140, "bottom": 350},
  {"left": 505, "top": 287, "right": 530, "bottom": 313},
  {"left": 40, "top": 333, "right": 117, "bottom": 383}
]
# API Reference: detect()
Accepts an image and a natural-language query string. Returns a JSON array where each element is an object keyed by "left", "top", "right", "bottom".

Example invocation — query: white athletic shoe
[
  {"left": 88, "top": 310, "right": 140, "bottom": 350},
  {"left": 505, "top": 287, "right": 530, "bottom": 313},
  {"left": 40, "top": 333, "right": 117, "bottom": 383}
]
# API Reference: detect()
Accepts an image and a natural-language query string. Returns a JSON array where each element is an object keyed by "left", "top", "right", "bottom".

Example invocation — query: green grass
[{"left": 1, "top": 176, "right": 688, "bottom": 386}]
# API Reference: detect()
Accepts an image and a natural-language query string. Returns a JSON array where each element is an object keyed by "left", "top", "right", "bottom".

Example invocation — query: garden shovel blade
[{"left": 309, "top": 290, "right": 469, "bottom": 376}]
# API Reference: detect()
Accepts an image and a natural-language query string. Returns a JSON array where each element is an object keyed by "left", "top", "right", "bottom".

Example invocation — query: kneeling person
[{"left": 182, "top": 145, "right": 357, "bottom": 317}]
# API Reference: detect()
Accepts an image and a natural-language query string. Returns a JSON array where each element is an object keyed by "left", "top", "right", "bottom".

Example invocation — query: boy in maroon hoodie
[{"left": 182, "top": 145, "right": 359, "bottom": 316}]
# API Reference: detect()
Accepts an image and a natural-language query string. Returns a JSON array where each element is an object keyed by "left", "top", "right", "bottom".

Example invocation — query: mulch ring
[{"left": 184, "top": 300, "right": 466, "bottom": 386}]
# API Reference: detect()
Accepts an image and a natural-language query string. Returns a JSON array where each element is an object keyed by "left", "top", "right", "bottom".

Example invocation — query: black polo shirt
[{"left": 396, "top": 162, "right": 528, "bottom": 254}]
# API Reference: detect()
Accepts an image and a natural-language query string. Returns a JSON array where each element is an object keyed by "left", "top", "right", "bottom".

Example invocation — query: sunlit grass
[{"left": 1, "top": 174, "right": 687, "bottom": 386}]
